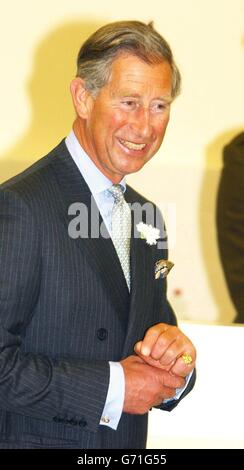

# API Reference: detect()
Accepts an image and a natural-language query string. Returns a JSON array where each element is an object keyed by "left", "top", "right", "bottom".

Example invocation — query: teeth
[{"left": 119, "top": 139, "right": 146, "bottom": 151}]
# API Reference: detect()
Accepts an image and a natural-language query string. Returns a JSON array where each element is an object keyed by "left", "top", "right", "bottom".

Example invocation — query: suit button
[
  {"left": 53, "top": 416, "right": 62, "bottom": 423},
  {"left": 97, "top": 328, "right": 108, "bottom": 341},
  {"left": 69, "top": 418, "right": 78, "bottom": 426},
  {"left": 79, "top": 419, "right": 87, "bottom": 427}
]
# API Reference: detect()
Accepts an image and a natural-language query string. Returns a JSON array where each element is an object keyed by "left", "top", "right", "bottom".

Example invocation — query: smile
[{"left": 119, "top": 139, "right": 146, "bottom": 151}]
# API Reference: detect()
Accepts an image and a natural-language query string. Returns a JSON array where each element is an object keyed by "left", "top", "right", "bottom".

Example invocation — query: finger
[
  {"left": 170, "top": 355, "right": 195, "bottom": 377},
  {"left": 150, "top": 330, "right": 179, "bottom": 362},
  {"left": 135, "top": 349, "right": 174, "bottom": 371},
  {"left": 156, "top": 336, "right": 196, "bottom": 368},
  {"left": 159, "top": 387, "right": 176, "bottom": 400},
  {"left": 157, "top": 335, "right": 187, "bottom": 366},
  {"left": 157, "top": 369, "right": 185, "bottom": 389},
  {"left": 134, "top": 341, "right": 142, "bottom": 354},
  {"left": 139, "top": 323, "right": 173, "bottom": 357}
]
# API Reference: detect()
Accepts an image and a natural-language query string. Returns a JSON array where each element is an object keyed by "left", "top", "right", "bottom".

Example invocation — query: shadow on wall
[
  {"left": 199, "top": 128, "right": 244, "bottom": 323},
  {"left": 0, "top": 19, "right": 103, "bottom": 183}
]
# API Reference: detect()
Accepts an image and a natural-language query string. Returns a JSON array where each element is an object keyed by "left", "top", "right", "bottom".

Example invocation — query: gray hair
[{"left": 76, "top": 20, "right": 181, "bottom": 99}]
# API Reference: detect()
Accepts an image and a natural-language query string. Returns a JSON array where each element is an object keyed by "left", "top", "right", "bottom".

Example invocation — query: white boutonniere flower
[{"left": 136, "top": 222, "right": 160, "bottom": 246}]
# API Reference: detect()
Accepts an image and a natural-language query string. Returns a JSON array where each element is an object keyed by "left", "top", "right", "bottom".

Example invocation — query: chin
[
  {"left": 115, "top": 162, "right": 143, "bottom": 176},
  {"left": 117, "top": 156, "right": 148, "bottom": 174},
  {"left": 127, "top": 160, "right": 148, "bottom": 174}
]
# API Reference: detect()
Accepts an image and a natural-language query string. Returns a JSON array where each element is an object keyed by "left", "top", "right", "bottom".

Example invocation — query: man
[
  {"left": 0, "top": 21, "right": 196, "bottom": 449},
  {"left": 217, "top": 132, "right": 244, "bottom": 323}
]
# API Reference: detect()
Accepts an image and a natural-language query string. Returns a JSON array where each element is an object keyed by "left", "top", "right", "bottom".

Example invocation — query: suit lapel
[
  {"left": 122, "top": 188, "right": 156, "bottom": 355},
  {"left": 51, "top": 141, "right": 130, "bottom": 325}
]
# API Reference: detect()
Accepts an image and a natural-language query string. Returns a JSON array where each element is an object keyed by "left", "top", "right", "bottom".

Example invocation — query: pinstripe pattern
[{"left": 0, "top": 140, "right": 195, "bottom": 448}]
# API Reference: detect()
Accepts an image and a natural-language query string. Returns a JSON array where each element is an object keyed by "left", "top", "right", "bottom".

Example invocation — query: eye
[
  {"left": 121, "top": 99, "right": 137, "bottom": 109},
  {"left": 157, "top": 103, "right": 166, "bottom": 110},
  {"left": 151, "top": 102, "right": 167, "bottom": 113}
]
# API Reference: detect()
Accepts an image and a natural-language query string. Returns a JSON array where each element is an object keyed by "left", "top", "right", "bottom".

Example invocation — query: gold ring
[{"left": 181, "top": 353, "right": 193, "bottom": 365}]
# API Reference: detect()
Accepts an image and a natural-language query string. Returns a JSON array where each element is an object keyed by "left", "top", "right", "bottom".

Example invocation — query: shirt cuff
[
  {"left": 100, "top": 361, "right": 125, "bottom": 430},
  {"left": 164, "top": 369, "right": 194, "bottom": 403}
]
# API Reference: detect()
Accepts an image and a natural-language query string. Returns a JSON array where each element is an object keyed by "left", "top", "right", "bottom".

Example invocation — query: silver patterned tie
[{"left": 108, "top": 184, "right": 131, "bottom": 290}]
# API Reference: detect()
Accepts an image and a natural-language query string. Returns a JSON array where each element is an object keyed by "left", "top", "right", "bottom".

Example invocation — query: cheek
[
  {"left": 155, "top": 116, "right": 170, "bottom": 138},
  {"left": 94, "top": 116, "right": 124, "bottom": 152},
  {"left": 97, "top": 109, "right": 126, "bottom": 133},
  {"left": 109, "top": 110, "right": 127, "bottom": 130}
]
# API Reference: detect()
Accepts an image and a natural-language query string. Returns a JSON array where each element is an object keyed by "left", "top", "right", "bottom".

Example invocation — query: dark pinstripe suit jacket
[{"left": 0, "top": 140, "right": 195, "bottom": 448}]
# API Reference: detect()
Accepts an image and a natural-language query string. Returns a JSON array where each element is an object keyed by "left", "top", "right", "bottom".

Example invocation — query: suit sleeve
[{"left": 0, "top": 188, "right": 109, "bottom": 432}]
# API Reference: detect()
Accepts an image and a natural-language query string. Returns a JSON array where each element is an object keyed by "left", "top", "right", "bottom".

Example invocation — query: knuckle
[
  {"left": 163, "top": 348, "right": 176, "bottom": 362},
  {"left": 147, "top": 326, "right": 160, "bottom": 336},
  {"left": 170, "top": 325, "right": 179, "bottom": 336}
]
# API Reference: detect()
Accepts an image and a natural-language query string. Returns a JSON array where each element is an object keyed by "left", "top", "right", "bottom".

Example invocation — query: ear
[{"left": 70, "top": 77, "right": 93, "bottom": 119}]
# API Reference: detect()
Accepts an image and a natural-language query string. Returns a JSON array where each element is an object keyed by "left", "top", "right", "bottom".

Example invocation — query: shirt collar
[{"left": 65, "top": 130, "right": 126, "bottom": 195}]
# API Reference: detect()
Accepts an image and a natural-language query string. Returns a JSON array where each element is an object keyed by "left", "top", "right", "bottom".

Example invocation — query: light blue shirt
[{"left": 65, "top": 130, "right": 192, "bottom": 430}]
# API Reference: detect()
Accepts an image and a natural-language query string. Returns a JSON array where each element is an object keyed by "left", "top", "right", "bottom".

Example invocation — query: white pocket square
[{"left": 155, "top": 259, "right": 174, "bottom": 279}]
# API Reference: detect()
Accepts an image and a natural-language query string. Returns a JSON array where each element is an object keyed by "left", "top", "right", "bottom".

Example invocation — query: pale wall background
[{"left": 0, "top": 0, "right": 244, "bottom": 323}]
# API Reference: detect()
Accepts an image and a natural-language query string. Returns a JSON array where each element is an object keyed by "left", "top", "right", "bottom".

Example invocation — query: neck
[{"left": 72, "top": 119, "right": 125, "bottom": 185}]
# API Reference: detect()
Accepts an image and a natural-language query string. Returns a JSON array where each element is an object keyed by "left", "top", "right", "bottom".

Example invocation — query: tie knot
[{"left": 108, "top": 184, "right": 125, "bottom": 204}]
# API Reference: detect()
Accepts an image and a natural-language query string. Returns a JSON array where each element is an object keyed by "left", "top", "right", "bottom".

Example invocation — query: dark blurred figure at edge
[{"left": 217, "top": 132, "right": 244, "bottom": 323}]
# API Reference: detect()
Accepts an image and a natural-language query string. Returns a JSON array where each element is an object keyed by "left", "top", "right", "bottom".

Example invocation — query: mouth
[{"left": 118, "top": 138, "right": 147, "bottom": 152}]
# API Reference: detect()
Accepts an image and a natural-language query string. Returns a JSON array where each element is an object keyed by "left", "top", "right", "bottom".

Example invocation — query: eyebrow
[{"left": 112, "top": 91, "right": 173, "bottom": 104}]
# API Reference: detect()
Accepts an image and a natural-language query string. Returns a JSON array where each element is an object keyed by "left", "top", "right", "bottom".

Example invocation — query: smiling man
[
  {"left": 71, "top": 54, "right": 172, "bottom": 181},
  {"left": 0, "top": 21, "right": 196, "bottom": 449}
]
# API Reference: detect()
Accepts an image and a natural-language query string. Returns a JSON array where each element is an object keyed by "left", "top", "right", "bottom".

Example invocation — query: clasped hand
[
  {"left": 121, "top": 323, "right": 196, "bottom": 414},
  {"left": 134, "top": 323, "right": 196, "bottom": 377}
]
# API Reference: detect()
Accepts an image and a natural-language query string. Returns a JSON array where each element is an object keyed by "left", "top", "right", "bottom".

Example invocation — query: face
[{"left": 74, "top": 54, "right": 173, "bottom": 183}]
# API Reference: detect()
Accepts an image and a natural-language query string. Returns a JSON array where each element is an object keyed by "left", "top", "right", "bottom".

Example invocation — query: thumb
[{"left": 134, "top": 340, "right": 142, "bottom": 354}]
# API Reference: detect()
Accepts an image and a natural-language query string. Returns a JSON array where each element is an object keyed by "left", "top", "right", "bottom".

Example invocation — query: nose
[{"left": 129, "top": 106, "right": 153, "bottom": 140}]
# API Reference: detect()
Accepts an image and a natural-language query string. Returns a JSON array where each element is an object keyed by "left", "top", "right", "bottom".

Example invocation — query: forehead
[{"left": 106, "top": 53, "right": 172, "bottom": 97}]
